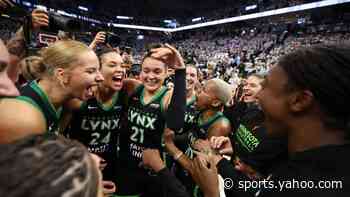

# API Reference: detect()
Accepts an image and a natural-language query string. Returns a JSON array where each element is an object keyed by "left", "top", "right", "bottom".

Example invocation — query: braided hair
[
  {"left": 278, "top": 44, "right": 350, "bottom": 133},
  {"left": 0, "top": 134, "right": 101, "bottom": 197}
]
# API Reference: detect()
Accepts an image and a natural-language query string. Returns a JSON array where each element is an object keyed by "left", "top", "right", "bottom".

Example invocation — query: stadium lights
[
  {"left": 30, "top": 0, "right": 350, "bottom": 32},
  {"left": 112, "top": 23, "right": 169, "bottom": 31},
  {"left": 245, "top": 5, "right": 257, "bottom": 11},
  {"left": 57, "top": 10, "right": 78, "bottom": 18},
  {"left": 35, "top": 5, "right": 47, "bottom": 11},
  {"left": 57, "top": 10, "right": 66, "bottom": 15},
  {"left": 192, "top": 17, "right": 202, "bottom": 22},
  {"left": 1, "top": 14, "right": 10, "bottom": 18},
  {"left": 109, "top": 0, "right": 350, "bottom": 32},
  {"left": 163, "top": 20, "right": 172, "bottom": 23},
  {"left": 137, "top": 35, "right": 144, "bottom": 40},
  {"left": 172, "top": 0, "right": 350, "bottom": 32},
  {"left": 78, "top": 6, "right": 89, "bottom": 12},
  {"left": 117, "top": 16, "right": 134, "bottom": 20},
  {"left": 22, "top": 1, "right": 32, "bottom": 7}
]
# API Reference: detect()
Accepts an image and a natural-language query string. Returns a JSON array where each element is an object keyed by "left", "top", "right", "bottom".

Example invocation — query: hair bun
[{"left": 20, "top": 56, "right": 46, "bottom": 81}]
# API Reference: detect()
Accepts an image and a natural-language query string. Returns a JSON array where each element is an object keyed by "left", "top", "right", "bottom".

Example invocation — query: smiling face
[
  {"left": 195, "top": 81, "right": 218, "bottom": 111},
  {"left": 140, "top": 57, "right": 167, "bottom": 93},
  {"left": 256, "top": 66, "right": 292, "bottom": 137},
  {"left": 64, "top": 50, "right": 104, "bottom": 100},
  {"left": 100, "top": 52, "right": 125, "bottom": 91},
  {"left": 243, "top": 75, "right": 264, "bottom": 103},
  {"left": 186, "top": 66, "right": 198, "bottom": 93}
]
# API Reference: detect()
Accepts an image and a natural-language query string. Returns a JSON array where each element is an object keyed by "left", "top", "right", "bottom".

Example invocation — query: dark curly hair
[
  {"left": 0, "top": 134, "right": 101, "bottom": 197},
  {"left": 278, "top": 44, "right": 350, "bottom": 133}
]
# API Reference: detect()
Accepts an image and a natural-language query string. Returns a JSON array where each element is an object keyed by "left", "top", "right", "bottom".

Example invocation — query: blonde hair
[
  {"left": 208, "top": 78, "right": 233, "bottom": 106},
  {"left": 39, "top": 40, "right": 92, "bottom": 75},
  {"left": 20, "top": 56, "right": 45, "bottom": 81}
]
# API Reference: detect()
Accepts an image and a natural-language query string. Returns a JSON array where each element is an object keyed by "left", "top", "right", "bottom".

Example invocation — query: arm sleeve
[
  {"left": 157, "top": 167, "right": 191, "bottom": 197},
  {"left": 166, "top": 68, "right": 186, "bottom": 131},
  {"left": 223, "top": 102, "right": 247, "bottom": 133},
  {"left": 174, "top": 132, "right": 191, "bottom": 148},
  {"left": 174, "top": 129, "right": 199, "bottom": 148}
]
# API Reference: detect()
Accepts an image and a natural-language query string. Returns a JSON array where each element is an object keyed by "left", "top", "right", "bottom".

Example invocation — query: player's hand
[
  {"left": 192, "top": 139, "right": 211, "bottom": 152},
  {"left": 191, "top": 154, "right": 219, "bottom": 197},
  {"left": 163, "top": 127, "right": 175, "bottom": 145},
  {"left": 210, "top": 136, "right": 233, "bottom": 155},
  {"left": 142, "top": 149, "right": 165, "bottom": 172},
  {"left": 150, "top": 44, "right": 185, "bottom": 70}
]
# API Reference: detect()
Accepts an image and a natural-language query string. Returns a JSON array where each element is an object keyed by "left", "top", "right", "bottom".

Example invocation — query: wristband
[{"left": 174, "top": 152, "right": 184, "bottom": 161}]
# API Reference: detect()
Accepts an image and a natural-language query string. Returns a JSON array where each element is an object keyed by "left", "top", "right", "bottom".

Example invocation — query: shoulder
[
  {"left": 219, "top": 116, "right": 232, "bottom": 128},
  {"left": 0, "top": 98, "right": 47, "bottom": 143},
  {"left": 209, "top": 116, "right": 232, "bottom": 137},
  {"left": 216, "top": 117, "right": 232, "bottom": 131},
  {"left": 123, "top": 78, "right": 142, "bottom": 96}
]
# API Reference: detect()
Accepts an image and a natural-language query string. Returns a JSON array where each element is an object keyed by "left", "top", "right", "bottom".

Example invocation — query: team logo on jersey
[
  {"left": 236, "top": 124, "right": 259, "bottom": 153},
  {"left": 48, "top": 123, "right": 59, "bottom": 135},
  {"left": 48, "top": 123, "right": 54, "bottom": 132},
  {"left": 88, "top": 106, "right": 98, "bottom": 110},
  {"left": 185, "top": 113, "right": 195, "bottom": 123},
  {"left": 128, "top": 108, "right": 157, "bottom": 130},
  {"left": 149, "top": 103, "right": 160, "bottom": 109},
  {"left": 113, "top": 106, "right": 122, "bottom": 110},
  {"left": 133, "top": 96, "right": 139, "bottom": 101},
  {"left": 81, "top": 119, "right": 120, "bottom": 131}
]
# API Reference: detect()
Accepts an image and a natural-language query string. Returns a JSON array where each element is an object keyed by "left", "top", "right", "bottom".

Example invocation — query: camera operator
[{"left": 5, "top": 8, "right": 48, "bottom": 83}]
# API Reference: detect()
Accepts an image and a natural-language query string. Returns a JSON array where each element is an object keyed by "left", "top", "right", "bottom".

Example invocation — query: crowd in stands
[
  {"left": 0, "top": 18, "right": 20, "bottom": 41},
  {"left": 2, "top": 12, "right": 350, "bottom": 87},
  {"left": 125, "top": 21, "right": 350, "bottom": 85},
  {"left": 1, "top": 1, "right": 350, "bottom": 197}
]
